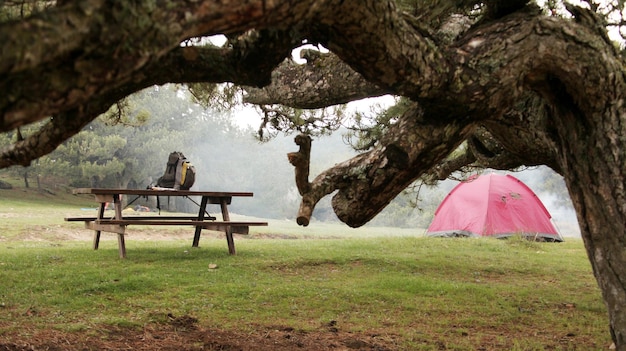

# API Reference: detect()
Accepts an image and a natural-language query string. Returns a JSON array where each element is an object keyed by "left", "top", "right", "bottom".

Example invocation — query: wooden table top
[{"left": 72, "top": 188, "right": 254, "bottom": 197}]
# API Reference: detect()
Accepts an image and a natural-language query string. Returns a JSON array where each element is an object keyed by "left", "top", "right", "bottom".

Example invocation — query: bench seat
[{"left": 69, "top": 217, "right": 267, "bottom": 235}]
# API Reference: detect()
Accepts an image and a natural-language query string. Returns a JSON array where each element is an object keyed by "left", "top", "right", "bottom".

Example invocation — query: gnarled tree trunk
[{"left": 553, "top": 101, "right": 626, "bottom": 346}]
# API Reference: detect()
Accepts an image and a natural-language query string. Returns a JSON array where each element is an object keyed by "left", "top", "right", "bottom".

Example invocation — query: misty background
[{"left": 0, "top": 85, "right": 581, "bottom": 237}]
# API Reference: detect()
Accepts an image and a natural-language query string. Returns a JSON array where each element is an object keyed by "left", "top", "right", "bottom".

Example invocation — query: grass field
[{"left": 0, "top": 182, "right": 612, "bottom": 350}]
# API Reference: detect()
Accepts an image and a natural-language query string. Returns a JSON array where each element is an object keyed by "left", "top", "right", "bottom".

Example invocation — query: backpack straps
[{"left": 174, "top": 158, "right": 184, "bottom": 190}]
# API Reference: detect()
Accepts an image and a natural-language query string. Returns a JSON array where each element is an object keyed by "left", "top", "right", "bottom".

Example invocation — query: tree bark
[
  {"left": 244, "top": 51, "right": 390, "bottom": 108},
  {"left": 543, "top": 71, "right": 626, "bottom": 346},
  {"left": 0, "top": 1, "right": 302, "bottom": 133},
  {"left": 290, "top": 102, "right": 474, "bottom": 227}
]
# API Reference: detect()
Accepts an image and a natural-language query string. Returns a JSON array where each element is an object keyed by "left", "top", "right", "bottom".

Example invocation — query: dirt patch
[
  {"left": 0, "top": 317, "right": 398, "bottom": 351},
  {"left": 1, "top": 225, "right": 229, "bottom": 243},
  {"left": 0, "top": 318, "right": 610, "bottom": 351},
  {"left": 2, "top": 224, "right": 339, "bottom": 243}
]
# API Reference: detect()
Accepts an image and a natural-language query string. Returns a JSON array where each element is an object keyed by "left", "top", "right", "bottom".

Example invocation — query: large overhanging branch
[
  {"left": 243, "top": 0, "right": 528, "bottom": 109},
  {"left": 289, "top": 102, "right": 474, "bottom": 227},
  {"left": 244, "top": 50, "right": 390, "bottom": 109},
  {"left": 242, "top": 3, "right": 618, "bottom": 124},
  {"left": 0, "top": 29, "right": 302, "bottom": 167},
  {"left": 0, "top": 111, "right": 94, "bottom": 168},
  {"left": 1, "top": 0, "right": 295, "bottom": 75},
  {"left": 1, "top": 26, "right": 301, "bottom": 133},
  {"left": 0, "top": 0, "right": 305, "bottom": 132},
  {"left": 1, "top": 0, "right": 456, "bottom": 134}
]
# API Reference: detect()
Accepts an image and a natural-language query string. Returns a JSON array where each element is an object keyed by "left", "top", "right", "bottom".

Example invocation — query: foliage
[
  {"left": 255, "top": 104, "right": 348, "bottom": 141},
  {"left": 343, "top": 97, "right": 405, "bottom": 152},
  {"left": 188, "top": 82, "right": 241, "bottom": 112}
]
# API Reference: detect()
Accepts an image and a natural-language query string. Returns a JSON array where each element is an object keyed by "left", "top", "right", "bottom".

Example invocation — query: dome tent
[{"left": 426, "top": 173, "right": 563, "bottom": 242}]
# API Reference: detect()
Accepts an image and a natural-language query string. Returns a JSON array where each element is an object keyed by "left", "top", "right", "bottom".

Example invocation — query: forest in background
[{"left": 0, "top": 85, "right": 580, "bottom": 236}]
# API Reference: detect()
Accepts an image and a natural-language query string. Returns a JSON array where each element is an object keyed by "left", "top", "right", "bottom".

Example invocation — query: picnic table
[{"left": 65, "top": 188, "right": 268, "bottom": 258}]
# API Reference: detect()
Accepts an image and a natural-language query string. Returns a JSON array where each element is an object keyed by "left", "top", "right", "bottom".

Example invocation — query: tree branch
[
  {"left": 0, "top": 29, "right": 303, "bottom": 167},
  {"left": 244, "top": 51, "right": 390, "bottom": 108},
  {"left": 420, "top": 145, "right": 477, "bottom": 185},
  {"left": 291, "top": 102, "right": 474, "bottom": 227},
  {"left": 287, "top": 134, "right": 312, "bottom": 196},
  {"left": 1, "top": 0, "right": 302, "bottom": 132},
  {"left": 0, "top": 110, "right": 95, "bottom": 168},
  {"left": 309, "top": 0, "right": 449, "bottom": 99}
]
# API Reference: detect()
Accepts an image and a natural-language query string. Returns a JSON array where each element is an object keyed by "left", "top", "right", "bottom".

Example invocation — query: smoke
[{"left": 514, "top": 168, "right": 581, "bottom": 238}]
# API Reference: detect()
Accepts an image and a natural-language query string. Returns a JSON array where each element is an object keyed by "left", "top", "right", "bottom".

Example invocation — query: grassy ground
[{"left": 0, "top": 181, "right": 612, "bottom": 350}]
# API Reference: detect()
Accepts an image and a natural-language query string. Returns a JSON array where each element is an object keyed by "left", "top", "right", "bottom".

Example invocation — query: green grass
[
  {"left": 0, "top": 180, "right": 612, "bottom": 350},
  {"left": 0, "top": 180, "right": 94, "bottom": 240},
  {"left": 0, "top": 238, "right": 609, "bottom": 349}
]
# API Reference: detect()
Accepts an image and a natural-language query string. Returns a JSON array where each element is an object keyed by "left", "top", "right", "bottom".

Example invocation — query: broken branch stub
[{"left": 287, "top": 134, "right": 312, "bottom": 196}]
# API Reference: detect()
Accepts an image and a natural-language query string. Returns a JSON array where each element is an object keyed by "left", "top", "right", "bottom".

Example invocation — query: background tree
[{"left": 2, "top": 0, "right": 626, "bottom": 347}]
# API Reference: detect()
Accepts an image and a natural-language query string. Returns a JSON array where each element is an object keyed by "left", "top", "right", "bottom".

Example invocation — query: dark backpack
[{"left": 156, "top": 151, "right": 195, "bottom": 190}]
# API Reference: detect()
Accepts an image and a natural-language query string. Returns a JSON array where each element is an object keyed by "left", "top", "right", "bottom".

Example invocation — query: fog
[
  {"left": 515, "top": 168, "right": 581, "bottom": 238},
  {"left": 180, "top": 116, "right": 580, "bottom": 237},
  {"left": 138, "top": 87, "right": 580, "bottom": 237}
]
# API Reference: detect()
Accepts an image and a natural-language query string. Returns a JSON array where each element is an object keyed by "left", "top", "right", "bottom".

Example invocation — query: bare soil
[
  {"left": 0, "top": 316, "right": 398, "bottom": 351},
  {"left": 0, "top": 316, "right": 607, "bottom": 351}
]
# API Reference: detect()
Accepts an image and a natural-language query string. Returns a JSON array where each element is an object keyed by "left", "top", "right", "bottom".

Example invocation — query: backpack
[{"left": 156, "top": 151, "right": 196, "bottom": 190}]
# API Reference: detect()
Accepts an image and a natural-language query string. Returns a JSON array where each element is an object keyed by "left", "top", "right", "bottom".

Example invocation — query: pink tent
[{"left": 426, "top": 173, "right": 563, "bottom": 241}]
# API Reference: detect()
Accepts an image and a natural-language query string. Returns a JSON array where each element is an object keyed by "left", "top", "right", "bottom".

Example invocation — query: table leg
[
  {"left": 220, "top": 198, "right": 236, "bottom": 255},
  {"left": 192, "top": 196, "right": 209, "bottom": 247},
  {"left": 114, "top": 194, "right": 127, "bottom": 259},
  {"left": 93, "top": 202, "right": 106, "bottom": 250},
  {"left": 117, "top": 233, "right": 127, "bottom": 259}
]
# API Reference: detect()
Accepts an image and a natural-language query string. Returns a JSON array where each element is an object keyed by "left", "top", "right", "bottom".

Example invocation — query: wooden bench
[
  {"left": 65, "top": 218, "right": 268, "bottom": 235},
  {"left": 65, "top": 188, "right": 268, "bottom": 258}
]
